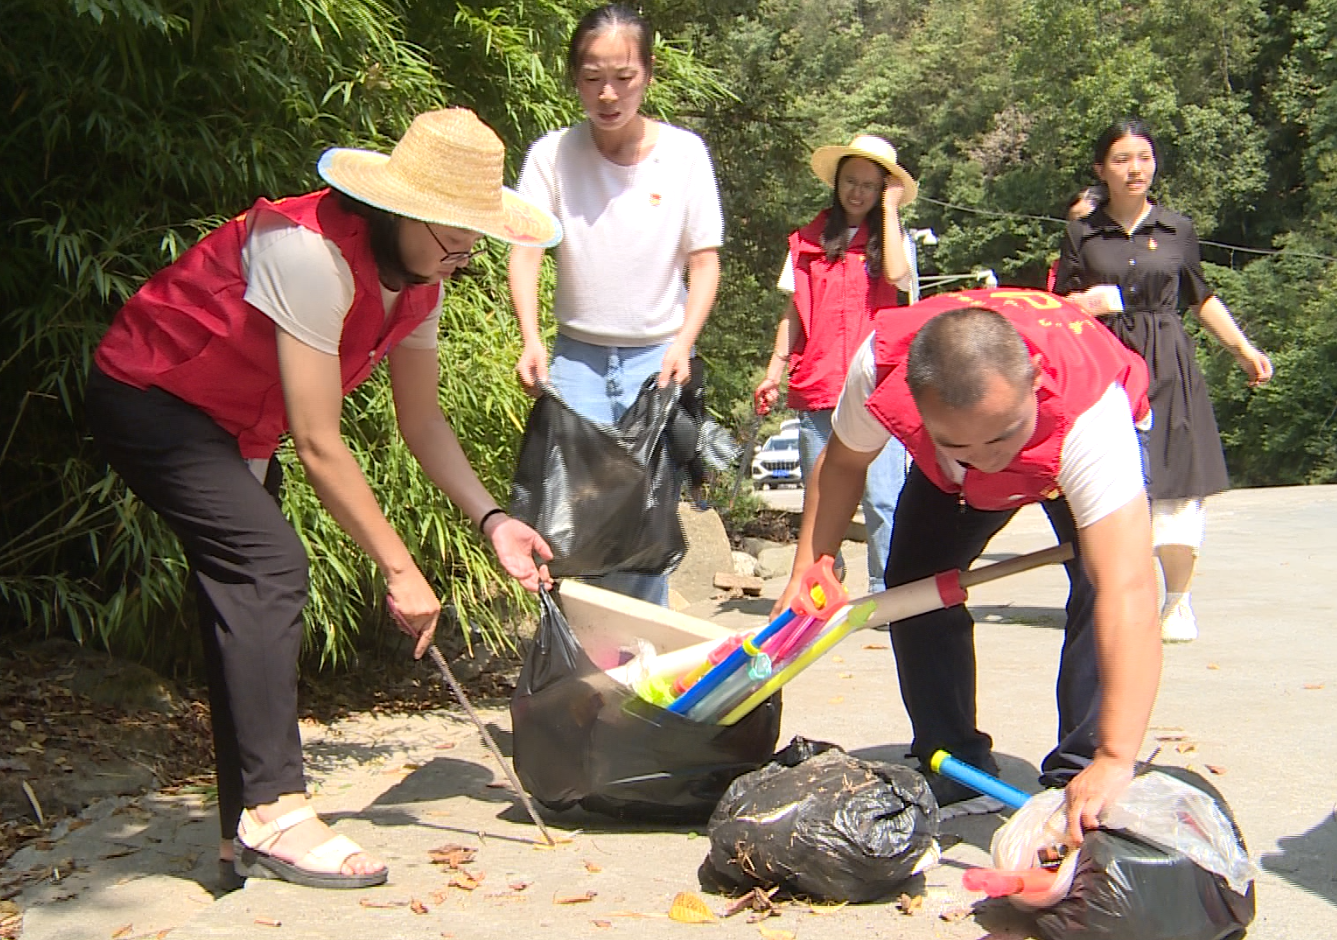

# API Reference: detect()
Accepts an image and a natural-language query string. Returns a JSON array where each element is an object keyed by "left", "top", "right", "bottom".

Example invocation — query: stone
[
  {"left": 732, "top": 551, "right": 758, "bottom": 577},
  {"left": 756, "top": 544, "right": 798, "bottom": 580},
  {"left": 713, "top": 573, "right": 764, "bottom": 596},
  {"left": 741, "top": 536, "right": 783, "bottom": 558},
  {"left": 669, "top": 505, "right": 736, "bottom": 605}
]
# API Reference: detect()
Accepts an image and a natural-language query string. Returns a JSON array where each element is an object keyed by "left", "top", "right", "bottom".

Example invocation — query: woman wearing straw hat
[
  {"left": 754, "top": 134, "right": 917, "bottom": 593},
  {"left": 86, "top": 108, "right": 560, "bottom": 890},
  {"left": 508, "top": 3, "right": 724, "bottom": 606}
]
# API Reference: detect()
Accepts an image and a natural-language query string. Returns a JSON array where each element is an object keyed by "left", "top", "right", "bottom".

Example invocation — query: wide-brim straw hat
[
  {"left": 810, "top": 134, "right": 919, "bottom": 205},
  {"left": 318, "top": 108, "right": 562, "bottom": 248}
]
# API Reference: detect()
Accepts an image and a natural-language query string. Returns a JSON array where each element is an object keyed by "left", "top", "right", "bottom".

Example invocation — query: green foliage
[{"left": 0, "top": 0, "right": 728, "bottom": 668}]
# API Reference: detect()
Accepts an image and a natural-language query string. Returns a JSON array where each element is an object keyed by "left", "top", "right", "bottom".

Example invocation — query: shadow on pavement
[
  {"left": 971, "top": 604, "right": 1068, "bottom": 630},
  {"left": 1260, "top": 811, "right": 1337, "bottom": 908}
]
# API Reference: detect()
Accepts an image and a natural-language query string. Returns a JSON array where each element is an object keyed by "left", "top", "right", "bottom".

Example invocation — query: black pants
[
  {"left": 884, "top": 465, "right": 1099, "bottom": 787},
  {"left": 86, "top": 368, "right": 309, "bottom": 841}
]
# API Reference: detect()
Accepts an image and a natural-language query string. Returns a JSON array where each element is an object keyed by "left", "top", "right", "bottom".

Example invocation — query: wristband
[{"left": 478, "top": 507, "right": 507, "bottom": 533}]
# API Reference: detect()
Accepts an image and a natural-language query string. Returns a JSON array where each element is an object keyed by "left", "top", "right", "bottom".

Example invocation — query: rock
[
  {"left": 732, "top": 551, "right": 758, "bottom": 577},
  {"left": 713, "top": 573, "right": 764, "bottom": 596},
  {"left": 756, "top": 545, "right": 798, "bottom": 580},
  {"left": 741, "top": 537, "right": 784, "bottom": 558},
  {"left": 669, "top": 506, "right": 735, "bottom": 605},
  {"left": 68, "top": 659, "right": 185, "bottom": 716}
]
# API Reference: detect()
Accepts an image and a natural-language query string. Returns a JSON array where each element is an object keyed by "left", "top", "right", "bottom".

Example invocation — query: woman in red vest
[
  {"left": 755, "top": 135, "right": 916, "bottom": 592},
  {"left": 87, "top": 109, "right": 560, "bottom": 890}
]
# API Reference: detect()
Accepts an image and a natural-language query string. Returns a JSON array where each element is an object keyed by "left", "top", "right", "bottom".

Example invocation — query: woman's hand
[
  {"left": 1060, "top": 750, "right": 1135, "bottom": 846},
  {"left": 386, "top": 566, "right": 441, "bottom": 659},
  {"left": 516, "top": 342, "right": 549, "bottom": 396},
  {"left": 1235, "top": 344, "right": 1274, "bottom": 387},
  {"left": 883, "top": 178, "right": 906, "bottom": 208},
  {"left": 488, "top": 516, "right": 554, "bottom": 592},
  {"left": 754, "top": 377, "right": 781, "bottom": 416},
  {"left": 1066, "top": 287, "right": 1120, "bottom": 316},
  {"left": 657, "top": 342, "right": 694, "bottom": 388}
]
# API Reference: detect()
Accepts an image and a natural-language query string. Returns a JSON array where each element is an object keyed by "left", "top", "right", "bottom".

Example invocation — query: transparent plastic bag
[{"left": 989, "top": 768, "right": 1255, "bottom": 940}]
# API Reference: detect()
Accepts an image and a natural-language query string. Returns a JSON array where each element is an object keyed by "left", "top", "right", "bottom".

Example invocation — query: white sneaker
[{"left": 1160, "top": 594, "right": 1198, "bottom": 643}]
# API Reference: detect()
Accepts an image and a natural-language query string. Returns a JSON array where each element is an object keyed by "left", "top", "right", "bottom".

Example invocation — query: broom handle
[{"left": 958, "top": 543, "right": 1074, "bottom": 590}]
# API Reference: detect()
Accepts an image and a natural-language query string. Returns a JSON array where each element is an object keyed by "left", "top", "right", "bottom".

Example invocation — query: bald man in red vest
[{"left": 776, "top": 288, "right": 1160, "bottom": 844}]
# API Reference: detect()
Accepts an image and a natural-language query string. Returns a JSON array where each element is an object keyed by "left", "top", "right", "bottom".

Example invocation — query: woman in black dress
[{"left": 1053, "top": 119, "right": 1272, "bottom": 643}]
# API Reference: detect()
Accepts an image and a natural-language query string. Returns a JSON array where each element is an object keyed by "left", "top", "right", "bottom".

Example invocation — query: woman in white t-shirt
[{"left": 509, "top": 2, "right": 724, "bottom": 605}]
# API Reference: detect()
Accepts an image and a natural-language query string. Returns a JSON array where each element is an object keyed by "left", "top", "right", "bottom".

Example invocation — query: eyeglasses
[
  {"left": 424, "top": 222, "right": 486, "bottom": 264},
  {"left": 839, "top": 177, "right": 883, "bottom": 196}
]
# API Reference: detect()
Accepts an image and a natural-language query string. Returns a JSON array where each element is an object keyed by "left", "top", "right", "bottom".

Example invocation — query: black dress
[{"left": 1053, "top": 205, "right": 1229, "bottom": 500}]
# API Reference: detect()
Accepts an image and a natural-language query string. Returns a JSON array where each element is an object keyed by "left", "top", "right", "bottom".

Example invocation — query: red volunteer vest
[
  {"left": 787, "top": 211, "right": 902, "bottom": 411},
  {"left": 864, "top": 288, "right": 1150, "bottom": 510},
  {"left": 94, "top": 190, "right": 440, "bottom": 458}
]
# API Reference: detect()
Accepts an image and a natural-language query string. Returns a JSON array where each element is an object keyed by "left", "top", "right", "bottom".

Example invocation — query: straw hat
[
  {"left": 810, "top": 134, "right": 919, "bottom": 205},
  {"left": 318, "top": 108, "right": 561, "bottom": 248}
]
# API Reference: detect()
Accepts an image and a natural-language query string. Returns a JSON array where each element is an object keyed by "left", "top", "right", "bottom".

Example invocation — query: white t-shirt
[
  {"left": 240, "top": 207, "right": 442, "bottom": 356},
  {"left": 516, "top": 121, "right": 724, "bottom": 346},
  {"left": 776, "top": 228, "right": 916, "bottom": 294},
  {"left": 832, "top": 337, "right": 1146, "bottom": 528}
]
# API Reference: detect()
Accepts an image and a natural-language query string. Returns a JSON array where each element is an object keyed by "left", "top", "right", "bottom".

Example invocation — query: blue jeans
[
  {"left": 548, "top": 334, "right": 672, "bottom": 606},
  {"left": 798, "top": 410, "right": 907, "bottom": 594}
]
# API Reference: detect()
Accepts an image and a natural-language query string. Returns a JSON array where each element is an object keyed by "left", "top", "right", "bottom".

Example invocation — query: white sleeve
[
  {"left": 1058, "top": 383, "right": 1148, "bottom": 528},
  {"left": 397, "top": 285, "right": 444, "bottom": 350},
  {"left": 895, "top": 231, "right": 916, "bottom": 292},
  {"left": 516, "top": 134, "right": 559, "bottom": 214},
  {"left": 776, "top": 250, "right": 795, "bottom": 293},
  {"left": 241, "top": 209, "right": 353, "bottom": 355},
  {"left": 683, "top": 135, "right": 725, "bottom": 252},
  {"left": 831, "top": 336, "right": 895, "bottom": 453}
]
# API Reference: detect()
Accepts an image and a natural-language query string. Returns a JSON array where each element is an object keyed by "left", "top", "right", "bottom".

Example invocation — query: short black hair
[{"left": 906, "top": 307, "right": 1035, "bottom": 409}]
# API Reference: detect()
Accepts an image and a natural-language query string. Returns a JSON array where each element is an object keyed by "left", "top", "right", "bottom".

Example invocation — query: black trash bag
[
  {"left": 698, "top": 737, "right": 940, "bottom": 903},
  {"left": 510, "top": 585, "right": 782, "bottom": 822},
  {"left": 1035, "top": 768, "right": 1255, "bottom": 940},
  {"left": 509, "top": 379, "right": 686, "bottom": 579}
]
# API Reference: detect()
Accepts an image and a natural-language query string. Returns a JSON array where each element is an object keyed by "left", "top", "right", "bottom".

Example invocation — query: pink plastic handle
[{"left": 962, "top": 867, "right": 1057, "bottom": 898}]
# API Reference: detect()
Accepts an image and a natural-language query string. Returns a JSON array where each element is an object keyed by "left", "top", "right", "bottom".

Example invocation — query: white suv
[{"left": 751, "top": 426, "right": 802, "bottom": 488}]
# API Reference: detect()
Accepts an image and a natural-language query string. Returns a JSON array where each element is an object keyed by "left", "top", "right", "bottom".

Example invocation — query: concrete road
[{"left": 7, "top": 485, "right": 1336, "bottom": 939}]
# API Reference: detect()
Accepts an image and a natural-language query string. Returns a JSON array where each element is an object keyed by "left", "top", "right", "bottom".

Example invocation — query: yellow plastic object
[
  {"left": 633, "top": 673, "right": 678, "bottom": 709},
  {"left": 719, "top": 600, "right": 877, "bottom": 725}
]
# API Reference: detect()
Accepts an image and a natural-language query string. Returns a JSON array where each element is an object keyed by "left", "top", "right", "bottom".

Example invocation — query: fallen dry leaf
[
  {"left": 668, "top": 891, "right": 716, "bottom": 923},
  {"left": 0, "top": 900, "right": 23, "bottom": 940},
  {"left": 828, "top": 696, "right": 845, "bottom": 705},
  {"left": 1206, "top": 764, "right": 1227, "bottom": 775},
  {"left": 410, "top": 899, "right": 429, "bottom": 915},
  {"left": 1207, "top": 663, "right": 1220, "bottom": 670},
  {"left": 1176, "top": 743, "right": 1196, "bottom": 754},
  {"left": 838, "top": 673, "right": 854, "bottom": 679},
  {"left": 723, "top": 887, "right": 776, "bottom": 918},
  {"left": 1304, "top": 683, "right": 1325, "bottom": 690},
  {"left": 758, "top": 929, "right": 795, "bottom": 940},
  {"left": 861, "top": 644, "right": 888, "bottom": 650},
  {"left": 254, "top": 917, "right": 281, "bottom": 927},
  {"left": 940, "top": 907, "right": 971, "bottom": 923},
  {"left": 509, "top": 881, "right": 532, "bottom": 892},
  {"left": 434, "top": 742, "right": 456, "bottom": 749},
  {"left": 555, "top": 891, "right": 597, "bottom": 905},
  {"left": 359, "top": 899, "right": 410, "bottom": 909},
  {"left": 111, "top": 925, "right": 133, "bottom": 939},
  {"left": 896, "top": 893, "right": 923, "bottom": 915},
  {"left": 584, "top": 860, "right": 602, "bottom": 873},
  {"left": 448, "top": 871, "right": 481, "bottom": 891},
  {"left": 804, "top": 901, "right": 849, "bottom": 915},
  {"left": 1155, "top": 734, "right": 1187, "bottom": 742},
  {"left": 429, "top": 844, "right": 477, "bottom": 869},
  {"left": 593, "top": 920, "right": 612, "bottom": 929}
]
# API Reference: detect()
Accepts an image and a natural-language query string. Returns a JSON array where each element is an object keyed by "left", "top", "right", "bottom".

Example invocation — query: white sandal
[{"left": 233, "top": 806, "right": 388, "bottom": 889}]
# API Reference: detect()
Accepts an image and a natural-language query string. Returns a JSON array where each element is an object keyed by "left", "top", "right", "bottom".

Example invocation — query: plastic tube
[
  {"left": 929, "top": 750, "right": 1030, "bottom": 810},
  {"left": 962, "top": 867, "right": 1058, "bottom": 898}
]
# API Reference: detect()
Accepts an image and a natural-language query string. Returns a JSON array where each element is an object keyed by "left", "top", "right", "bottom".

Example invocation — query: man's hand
[
  {"left": 489, "top": 516, "right": 553, "bottom": 592},
  {"left": 657, "top": 342, "right": 694, "bottom": 388},
  {"left": 1061, "top": 750, "right": 1135, "bottom": 845}
]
